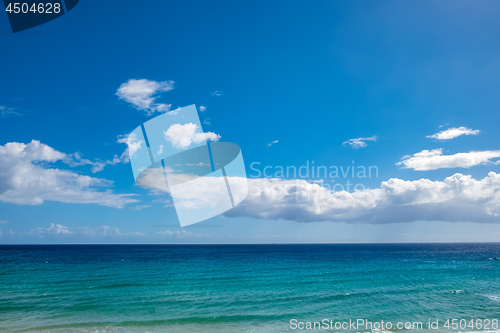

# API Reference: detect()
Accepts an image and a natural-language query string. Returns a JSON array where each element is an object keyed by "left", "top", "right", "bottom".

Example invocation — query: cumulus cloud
[
  {"left": 0, "top": 140, "right": 138, "bottom": 208},
  {"left": 211, "top": 90, "right": 223, "bottom": 97},
  {"left": 164, "top": 123, "right": 221, "bottom": 149},
  {"left": 33, "top": 223, "right": 72, "bottom": 235},
  {"left": 116, "top": 79, "right": 175, "bottom": 115},
  {"left": 397, "top": 149, "right": 500, "bottom": 171},
  {"left": 227, "top": 172, "right": 500, "bottom": 224},
  {"left": 268, "top": 140, "right": 279, "bottom": 147},
  {"left": 343, "top": 136, "right": 377, "bottom": 149},
  {"left": 199, "top": 106, "right": 207, "bottom": 112},
  {"left": 203, "top": 132, "right": 221, "bottom": 142},
  {"left": 427, "top": 127, "right": 480, "bottom": 140}
]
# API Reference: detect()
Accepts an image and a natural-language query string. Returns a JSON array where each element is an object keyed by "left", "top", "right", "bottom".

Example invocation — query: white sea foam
[{"left": 485, "top": 295, "right": 500, "bottom": 302}]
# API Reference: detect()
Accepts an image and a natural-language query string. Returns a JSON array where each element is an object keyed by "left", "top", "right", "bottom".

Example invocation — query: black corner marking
[{"left": 3, "top": 0, "right": 79, "bottom": 33}]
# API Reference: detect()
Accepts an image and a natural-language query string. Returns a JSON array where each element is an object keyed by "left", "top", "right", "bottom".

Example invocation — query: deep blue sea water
[{"left": 0, "top": 244, "right": 499, "bottom": 332}]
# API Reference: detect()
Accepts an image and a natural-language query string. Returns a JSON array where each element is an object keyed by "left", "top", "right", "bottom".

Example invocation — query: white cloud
[
  {"left": 29, "top": 223, "right": 146, "bottom": 238},
  {"left": 397, "top": 149, "right": 500, "bottom": 171},
  {"left": 157, "top": 230, "right": 211, "bottom": 239},
  {"left": 199, "top": 106, "right": 207, "bottom": 112},
  {"left": 0, "top": 105, "right": 21, "bottom": 118},
  {"left": 33, "top": 223, "right": 72, "bottom": 235},
  {"left": 203, "top": 132, "right": 221, "bottom": 142},
  {"left": 0, "top": 220, "right": 8, "bottom": 224},
  {"left": 268, "top": 140, "right": 279, "bottom": 147},
  {"left": 427, "top": 127, "right": 480, "bottom": 140},
  {"left": 0, "top": 140, "right": 138, "bottom": 208},
  {"left": 343, "top": 136, "right": 377, "bottom": 149},
  {"left": 164, "top": 123, "right": 220, "bottom": 149},
  {"left": 64, "top": 151, "right": 128, "bottom": 173},
  {"left": 82, "top": 225, "right": 146, "bottom": 237},
  {"left": 211, "top": 90, "right": 223, "bottom": 97},
  {"left": 117, "top": 133, "right": 142, "bottom": 161},
  {"left": 157, "top": 145, "right": 164, "bottom": 156},
  {"left": 62, "top": 134, "right": 134, "bottom": 173},
  {"left": 131, "top": 205, "right": 151, "bottom": 210},
  {"left": 116, "top": 79, "right": 174, "bottom": 115},
  {"left": 227, "top": 172, "right": 500, "bottom": 223},
  {"left": 167, "top": 107, "right": 181, "bottom": 116}
]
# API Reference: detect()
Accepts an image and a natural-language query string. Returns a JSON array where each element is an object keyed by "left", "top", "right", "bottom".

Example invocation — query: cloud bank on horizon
[{"left": 227, "top": 173, "right": 500, "bottom": 224}]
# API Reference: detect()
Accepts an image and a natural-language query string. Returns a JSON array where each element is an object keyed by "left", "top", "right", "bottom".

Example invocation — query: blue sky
[{"left": 2, "top": 0, "right": 500, "bottom": 243}]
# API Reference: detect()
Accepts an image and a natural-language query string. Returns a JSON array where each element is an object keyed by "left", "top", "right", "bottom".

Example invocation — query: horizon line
[{"left": 1, "top": 241, "right": 500, "bottom": 246}]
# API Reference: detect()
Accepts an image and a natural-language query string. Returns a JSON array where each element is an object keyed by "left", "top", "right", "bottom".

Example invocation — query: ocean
[{"left": 0, "top": 243, "right": 499, "bottom": 332}]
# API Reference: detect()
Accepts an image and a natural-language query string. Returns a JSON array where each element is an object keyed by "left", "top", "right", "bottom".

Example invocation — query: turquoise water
[{"left": 0, "top": 244, "right": 499, "bottom": 332}]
